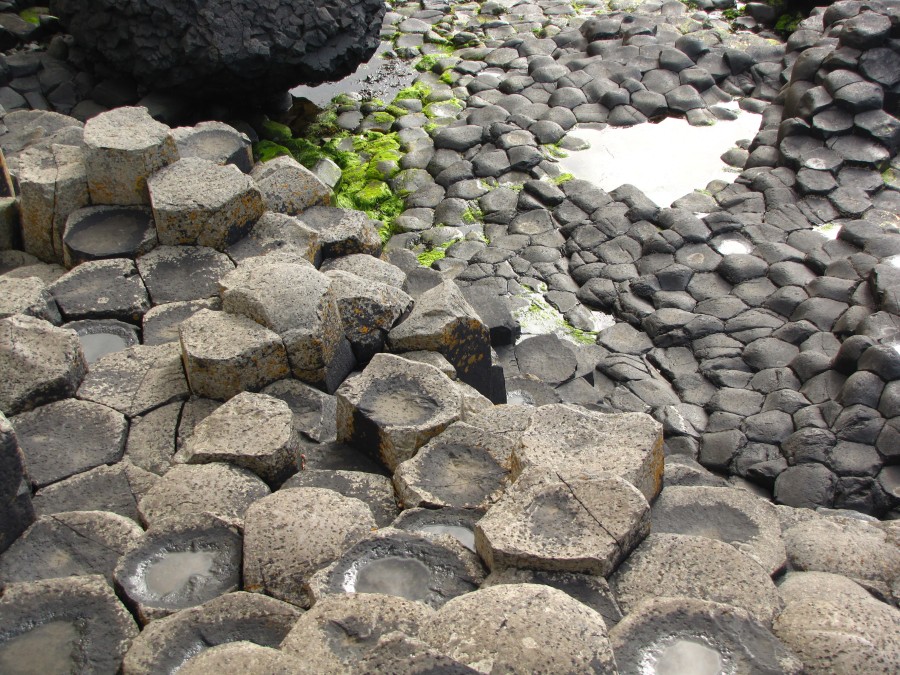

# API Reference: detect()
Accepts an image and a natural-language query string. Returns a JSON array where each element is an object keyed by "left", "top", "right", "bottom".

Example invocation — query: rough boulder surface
[{"left": 48, "top": 0, "right": 388, "bottom": 99}]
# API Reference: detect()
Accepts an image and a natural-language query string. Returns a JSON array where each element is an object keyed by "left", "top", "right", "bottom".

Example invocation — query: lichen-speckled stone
[{"left": 250, "top": 155, "right": 331, "bottom": 215}]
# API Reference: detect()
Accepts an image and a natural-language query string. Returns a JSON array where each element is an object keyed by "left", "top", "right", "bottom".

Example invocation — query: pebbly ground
[{"left": 0, "top": 0, "right": 899, "bottom": 673}]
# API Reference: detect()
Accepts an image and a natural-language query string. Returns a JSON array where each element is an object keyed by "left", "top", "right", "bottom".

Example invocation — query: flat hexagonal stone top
[
  {"left": 83, "top": 106, "right": 173, "bottom": 153},
  {"left": 0, "top": 511, "right": 141, "bottom": 588},
  {"left": 475, "top": 468, "right": 650, "bottom": 577},
  {"left": 136, "top": 245, "right": 234, "bottom": 305},
  {"left": 0, "top": 575, "right": 138, "bottom": 674},
  {"left": 282, "top": 469, "right": 398, "bottom": 528},
  {"left": 0, "top": 276, "right": 60, "bottom": 324},
  {"left": 0, "top": 315, "right": 86, "bottom": 416},
  {"left": 357, "top": 632, "right": 479, "bottom": 675},
  {"left": 179, "top": 641, "right": 306, "bottom": 675},
  {"left": 62, "top": 205, "right": 157, "bottom": 267},
  {"left": 49, "top": 258, "right": 150, "bottom": 323},
  {"left": 172, "top": 121, "right": 253, "bottom": 173},
  {"left": 114, "top": 513, "right": 242, "bottom": 625},
  {"left": 66, "top": 319, "right": 140, "bottom": 364},
  {"left": 280, "top": 593, "right": 434, "bottom": 672},
  {"left": 227, "top": 211, "right": 321, "bottom": 266},
  {"left": 512, "top": 404, "right": 664, "bottom": 501},
  {"left": 308, "top": 529, "right": 485, "bottom": 609},
  {"left": 242, "top": 487, "right": 376, "bottom": 608},
  {"left": 651, "top": 485, "right": 787, "bottom": 575},
  {"left": 611, "top": 533, "right": 782, "bottom": 626},
  {"left": 391, "top": 507, "right": 482, "bottom": 553},
  {"left": 610, "top": 597, "right": 803, "bottom": 675},
  {"left": 294, "top": 206, "right": 382, "bottom": 260},
  {"left": 336, "top": 353, "right": 463, "bottom": 471},
  {"left": 121, "top": 592, "right": 301, "bottom": 675},
  {"left": 417, "top": 583, "right": 617, "bottom": 674}
]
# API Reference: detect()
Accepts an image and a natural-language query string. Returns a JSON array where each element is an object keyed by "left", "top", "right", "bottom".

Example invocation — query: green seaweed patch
[
  {"left": 260, "top": 119, "right": 293, "bottom": 143},
  {"left": 417, "top": 239, "right": 460, "bottom": 267},
  {"left": 19, "top": 7, "right": 47, "bottom": 25},
  {"left": 462, "top": 206, "right": 484, "bottom": 224},
  {"left": 415, "top": 54, "right": 443, "bottom": 72},
  {"left": 775, "top": 11, "right": 802, "bottom": 34},
  {"left": 544, "top": 143, "right": 569, "bottom": 159},
  {"left": 552, "top": 173, "right": 574, "bottom": 185},
  {"left": 254, "top": 140, "right": 292, "bottom": 163},
  {"left": 306, "top": 109, "right": 340, "bottom": 138},
  {"left": 395, "top": 82, "right": 433, "bottom": 102}
]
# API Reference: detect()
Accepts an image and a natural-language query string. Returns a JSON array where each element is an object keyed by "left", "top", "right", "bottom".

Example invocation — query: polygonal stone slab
[
  {"left": 307, "top": 529, "right": 485, "bottom": 609},
  {"left": 773, "top": 571, "right": 900, "bottom": 674},
  {"left": 33, "top": 462, "right": 156, "bottom": 522},
  {"left": 391, "top": 507, "right": 481, "bottom": 553},
  {"left": 0, "top": 412, "right": 33, "bottom": 554},
  {"left": 336, "top": 353, "right": 463, "bottom": 471},
  {"left": 651, "top": 485, "right": 787, "bottom": 575},
  {"left": 175, "top": 392, "right": 298, "bottom": 485},
  {"left": 356, "top": 632, "right": 479, "bottom": 675},
  {"left": 137, "top": 463, "right": 270, "bottom": 529},
  {"left": 261, "top": 379, "right": 336, "bottom": 444},
  {"left": 0, "top": 276, "right": 61, "bottom": 324},
  {"left": 250, "top": 155, "right": 331, "bottom": 215},
  {"left": 114, "top": 513, "right": 242, "bottom": 625},
  {"left": 242, "top": 487, "right": 376, "bottom": 608},
  {"left": 67, "top": 319, "right": 141, "bottom": 364},
  {"left": 16, "top": 144, "right": 90, "bottom": 264},
  {"left": 142, "top": 299, "right": 220, "bottom": 347},
  {"left": 0, "top": 511, "right": 142, "bottom": 588},
  {"left": 179, "top": 641, "right": 307, "bottom": 675},
  {"left": 282, "top": 469, "right": 398, "bottom": 528},
  {"left": 325, "top": 269, "right": 413, "bottom": 364},
  {"left": 610, "top": 597, "right": 803, "bottom": 675},
  {"left": 295, "top": 206, "right": 382, "bottom": 260},
  {"left": 12, "top": 398, "right": 127, "bottom": 489},
  {"left": 178, "top": 308, "right": 289, "bottom": 400},
  {"left": 172, "top": 121, "right": 253, "bottom": 173},
  {"left": 149, "top": 157, "right": 265, "bottom": 250},
  {"left": 227, "top": 211, "right": 321, "bottom": 265},
  {"left": 388, "top": 280, "right": 493, "bottom": 398},
  {"left": 611, "top": 533, "right": 782, "bottom": 625},
  {"left": 124, "top": 401, "right": 182, "bottom": 475},
  {"left": 220, "top": 259, "right": 354, "bottom": 392},
  {"left": 393, "top": 421, "right": 514, "bottom": 510},
  {"left": 475, "top": 468, "right": 650, "bottom": 576},
  {"left": 417, "top": 584, "right": 617, "bottom": 674},
  {"left": 0, "top": 315, "right": 86, "bottom": 416},
  {"left": 77, "top": 342, "right": 189, "bottom": 418},
  {"left": 136, "top": 246, "right": 234, "bottom": 304},
  {"left": 62, "top": 205, "right": 158, "bottom": 268},
  {"left": 0, "top": 575, "right": 139, "bottom": 674},
  {"left": 120, "top": 592, "right": 301, "bottom": 675},
  {"left": 49, "top": 258, "right": 150, "bottom": 322},
  {"left": 320, "top": 253, "right": 406, "bottom": 288},
  {"left": 513, "top": 404, "right": 665, "bottom": 501},
  {"left": 280, "top": 593, "right": 434, "bottom": 673},
  {"left": 83, "top": 106, "right": 178, "bottom": 205}
]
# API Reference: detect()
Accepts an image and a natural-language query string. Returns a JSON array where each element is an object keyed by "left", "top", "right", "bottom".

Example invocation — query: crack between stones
[{"left": 555, "top": 472, "right": 623, "bottom": 559}]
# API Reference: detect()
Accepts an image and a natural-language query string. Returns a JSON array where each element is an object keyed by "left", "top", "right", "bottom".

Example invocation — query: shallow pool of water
[
  {"left": 79, "top": 332, "right": 129, "bottom": 363},
  {"left": 556, "top": 104, "right": 762, "bottom": 208}
]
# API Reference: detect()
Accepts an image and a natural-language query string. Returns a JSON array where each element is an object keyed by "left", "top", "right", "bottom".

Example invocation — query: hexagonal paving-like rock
[
  {"left": 390, "top": 507, "right": 481, "bottom": 553},
  {"left": 610, "top": 597, "right": 803, "bottom": 675},
  {"left": 136, "top": 246, "right": 234, "bottom": 305},
  {"left": 418, "top": 583, "right": 618, "bottom": 674},
  {"left": 175, "top": 392, "right": 298, "bottom": 486},
  {"left": 178, "top": 309, "right": 289, "bottom": 400},
  {"left": 393, "top": 421, "right": 515, "bottom": 510},
  {"left": 227, "top": 211, "right": 321, "bottom": 265},
  {"left": 512, "top": 404, "right": 665, "bottom": 502},
  {"left": 77, "top": 342, "right": 189, "bottom": 418},
  {"left": 172, "top": 121, "right": 253, "bottom": 173},
  {"left": 0, "top": 511, "right": 141, "bottom": 589},
  {"left": 651, "top": 485, "right": 787, "bottom": 575},
  {"left": 251, "top": 155, "right": 331, "bottom": 215},
  {"left": 179, "top": 641, "right": 307, "bottom": 675},
  {"left": 280, "top": 593, "right": 434, "bottom": 673},
  {"left": 476, "top": 467, "right": 650, "bottom": 576},
  {"left": 320, "top": 253, "right": 406, "bottom": 288},
  {"left": 0, "top": 412, "right": 33, "bottom": 554},
  {"left": 67, "top": 319, "right": 140, "bottom": 363},
  {"left": 62, "top": 205, "right": 158, "bottom": 268},
  {"left": 388, "top": 280, "right": 493, "bottom": 398},
  {"left": 336, "top": 353, "right": 463, "bottom": 471},
  {"left": 137, "top": 462, "right": 270, "bottom": 529},
  {"left": 49, "top": 258, "right": 150, "bottom": 322},
  {"left": 325, "top": 269, "right": 414, "bottom": 364},
  {"left": 356, "top": 632, "right": 479, "bottom": 675},
  {"left": 12, "top": 398, "right": 127, "bottom": 489},
  {"left": 282, "top": 469, "right": 398, "bottom": 528},
  {"left": 83, "top": 106, "right": 178, "bottom": 205},
  {"left": 142, "top": 298, "right": 220, "bottom": 347},
  {"left": 149, "top": 157, "right": 265, "bottom": 250},
  {"left": 0, "top": 575, "right": 139, "bottom": 674},
  {"left": 0, "top": 315, "right": 86, "bottom": 416},
  {"left": 242, "top": 487, "right": 376, "bottom": 608},
  {"left": 120, "top": 592, "right": 301, "bottom": 675},
  {"left": 611, "top": 533, "right": 782, "bottom": 625},
  {"left": 261, "top": 379, "right": 336, "bottom": 444},
  {"left": 0, "top": 276, "right": 61, "bottom": 323},
  {"left": 773, "top": 570, "right": 900, "bottom": 674},
  {"left": 220, "top": 259, "right": 354, "bottom": 393},
  {"left": 114, "top": 513, "right": 242, "bottom": 625},
  {"left": 295, "top": 206, "right": 382, "bottom": 260},
  {"left": 307, "top": 529, "right": 485, "bottom": 609}
]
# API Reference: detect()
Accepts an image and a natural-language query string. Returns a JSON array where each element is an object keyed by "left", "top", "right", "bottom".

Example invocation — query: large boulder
[{"left": 49, "top": 0, "right": 387, "bottom": 100}]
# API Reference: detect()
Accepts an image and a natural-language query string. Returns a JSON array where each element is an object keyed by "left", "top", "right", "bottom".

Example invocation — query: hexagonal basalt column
[
  {"left": 295, "top": 206, "right": 382, "bottom": 260},
  {"left": 0, "top": 412, "right": 33, "bottom": 554},
  {"left": 172, "top": 121, "right": 253, "bottom": 173},
  {"left": 178, "top": 309, "right": 290, "bottom": 401},
  {"left": 221, "top": 259, "right": 354, "bottom": 393},
  {"left": 512, "top": 404, "right": 665, "bottom": 502},
  {"left": 62, "top": 205, "right": 158, "bottom": 268},
  {"left": 475, "top": 468, "right": 650, "bottom": 576},
  {"left": 336, "top": 353, "right": 463, "bottom": 471},
  {"left": 83, "top": 107, "right": 178, "bottom": 205},
  {"left": 250, "top": 155, "right": 331, "bottom": 215},
  {"left": 149, "top": 157, "right": 265, "bottom": 251}
]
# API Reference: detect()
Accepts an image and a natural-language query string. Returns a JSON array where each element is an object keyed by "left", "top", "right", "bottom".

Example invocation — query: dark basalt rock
[{"left": 49, "top": 0, "right": 387, "bottom": 101}]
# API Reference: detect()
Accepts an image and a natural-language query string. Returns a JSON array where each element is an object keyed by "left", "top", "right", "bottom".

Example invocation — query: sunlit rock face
[{"left": 48, "top": 0, "right": 388, "bottom": 100}]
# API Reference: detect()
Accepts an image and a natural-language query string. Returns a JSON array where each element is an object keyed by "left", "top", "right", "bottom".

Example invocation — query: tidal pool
[
  {"left": 420, "top": 524, "right": 476, "bottom": 552},
  {"left": 556, "top": 104, "right": 762, "bottom": 208},
  {"left": 78, "top": 332, "right": 129, "bottom": 363}
]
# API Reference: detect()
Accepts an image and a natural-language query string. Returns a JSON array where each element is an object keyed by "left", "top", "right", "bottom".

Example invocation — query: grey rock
[
  {"left": 172, "top": 121, "right": 253, "bottom": 173},
  {"left": 295, "top": 206, "right": 382, "bottom": 260},
  {"left": 62, "top": 205, "right": 157, "bottom": 268},
  {"left": 136, "top": 246, "right": 234, "bottom": 305},
  {"left": 33, "top": 462, "right": 156, "bottom": 522},
  {"left": 227, "top": 212, "right": 321, "bottom": 266},
  {"left": 282, "top": 469, "right": 397, "bottom": 527},
  {"left": 141, "top": 299, "right": 221, "bottom": 347},
  {"left": 0, "top": 276, "right": 61, "bottom": 324},
  {"left": 179, "top": 642, "right": 306, "bottom": 675},
  {"left": 49, "top": 258, "right": 150, "bottom": 323},
  {"left": 251, "top": 155, "right": 331, "bottom": 215}
]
